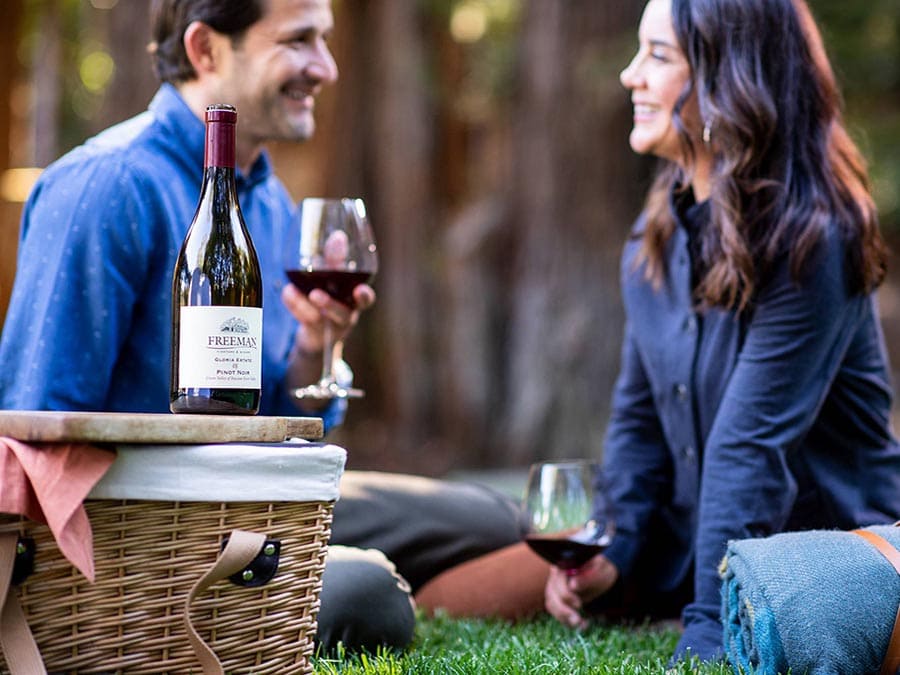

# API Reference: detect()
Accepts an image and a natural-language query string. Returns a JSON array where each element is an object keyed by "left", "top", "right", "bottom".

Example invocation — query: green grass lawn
[{"left": 312, "top": 612, "right": 735, "bottom": 674}]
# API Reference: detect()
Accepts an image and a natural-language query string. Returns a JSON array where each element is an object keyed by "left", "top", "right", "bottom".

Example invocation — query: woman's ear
[{"left": 183, "top": 21, "right": 228, "bottom": 75}]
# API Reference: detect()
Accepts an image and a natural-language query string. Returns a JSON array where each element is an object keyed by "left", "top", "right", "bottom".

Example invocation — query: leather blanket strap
[{"left": 852, "top": 528, "right": 900, "bottom": 675}]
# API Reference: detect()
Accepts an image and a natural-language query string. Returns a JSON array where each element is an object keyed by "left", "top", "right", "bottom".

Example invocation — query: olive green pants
[{"left": 315, "top": 471, "right": 527, "bottom": 653}]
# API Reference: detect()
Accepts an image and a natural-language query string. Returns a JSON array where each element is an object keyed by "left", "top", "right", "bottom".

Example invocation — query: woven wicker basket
[{"left": 0, "top": 442, "right": 345, "bottom": 675}]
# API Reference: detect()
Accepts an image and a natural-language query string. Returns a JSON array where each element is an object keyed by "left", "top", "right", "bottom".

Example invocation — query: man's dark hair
[{"left": 149, "top": 0, "right": 265, "bottom": 84}]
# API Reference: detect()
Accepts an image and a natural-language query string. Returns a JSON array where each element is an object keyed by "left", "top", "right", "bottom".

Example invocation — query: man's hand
[
  {"left": 544, "top": 555, "right": 619, "bottom": 630},
  {"left": 281, "top": 282, "right": 376, "bottom": 408},
  {"left": 281, "top": 282, "right": 376, "bottom": 355}
]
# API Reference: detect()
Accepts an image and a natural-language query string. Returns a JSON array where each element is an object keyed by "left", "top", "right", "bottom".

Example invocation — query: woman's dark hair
[
  {"left": 149, "top": 0, "right": 265, "bottom": 84},
  {"left": 638, "top": 0, "right": 887, "bottom": 311}
]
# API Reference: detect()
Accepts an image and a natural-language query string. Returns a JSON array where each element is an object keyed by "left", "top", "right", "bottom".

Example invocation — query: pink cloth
[{"left": 0, "top": 437, "right": 116, "bottom": 581}]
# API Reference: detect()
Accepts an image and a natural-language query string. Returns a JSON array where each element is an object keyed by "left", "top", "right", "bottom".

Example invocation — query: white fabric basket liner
[{"left": 88, "top": 440, "right": 346, "bottom": 502}]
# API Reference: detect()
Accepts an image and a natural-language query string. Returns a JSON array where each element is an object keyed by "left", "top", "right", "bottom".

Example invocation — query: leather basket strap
[
  {"left": 182, "top": 530, "right": 267, "bottom": 675},
  {"left": 852, "top": 529, "right": 900, "bottom": 675},
  {"left": 0, "top": 533, "right": 46, "bottom": 675}
]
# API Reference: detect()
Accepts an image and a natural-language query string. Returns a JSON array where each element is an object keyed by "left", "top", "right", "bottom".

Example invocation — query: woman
[
  {"left": 416, "top": 0, "right": 900, "bottom": 663},
  {"left": 543, "top": 0, "right": 900, "bottom": 661}
]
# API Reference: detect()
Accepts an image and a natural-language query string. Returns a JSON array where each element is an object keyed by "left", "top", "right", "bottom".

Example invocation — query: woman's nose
[{"left": 620, "top": 53, "right": 641, "bottom": 90}]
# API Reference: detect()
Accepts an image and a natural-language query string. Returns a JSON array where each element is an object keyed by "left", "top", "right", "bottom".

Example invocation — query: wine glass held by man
[
  {"left": 284, "top": 197, "right": 379, "bottom": 400},
  {"left": 281, "top": 222, "right": 376, "bottom": 406},
  {"left": 543, "top": 0, "right": 900, "bottom": 663},
  {"left": 0, "top": 0, "right": 528, "bottom": 657}
]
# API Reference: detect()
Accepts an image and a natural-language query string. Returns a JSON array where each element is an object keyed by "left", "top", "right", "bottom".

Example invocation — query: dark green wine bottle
[{"left": 170, "top": 104, "right": 262, "bottom": 414}]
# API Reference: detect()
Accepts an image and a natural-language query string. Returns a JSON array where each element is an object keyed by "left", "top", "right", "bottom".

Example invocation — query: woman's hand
[{"left": 544, "top": 555, "right": 619, "bottom": 630}]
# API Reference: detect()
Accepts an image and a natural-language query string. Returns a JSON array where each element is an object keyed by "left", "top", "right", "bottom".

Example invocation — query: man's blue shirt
[{"left": 0, "top": 84, "right": 344, "bottom": 428}]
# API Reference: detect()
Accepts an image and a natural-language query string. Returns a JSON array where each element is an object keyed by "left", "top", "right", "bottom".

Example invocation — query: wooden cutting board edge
[{"left": 0, "top": 411, "right": 323, "bottom": 444}]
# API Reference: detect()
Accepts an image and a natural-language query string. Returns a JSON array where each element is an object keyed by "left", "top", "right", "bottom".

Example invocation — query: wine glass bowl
[
  {"left": 284, "top": 197, "right": 378, "bottom": 399},
  {"left": 522, "top": 460, "right": 614, "bottom": 574}
]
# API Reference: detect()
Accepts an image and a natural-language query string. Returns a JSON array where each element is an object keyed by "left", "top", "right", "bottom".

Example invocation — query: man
[{"left": 0, "top": 0, "right": 525, "bottom": 653}]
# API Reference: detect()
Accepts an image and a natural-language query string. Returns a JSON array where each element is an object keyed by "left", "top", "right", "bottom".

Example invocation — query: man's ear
[{"left": 183, "top": 21, "right": 229, "bottom": 75}]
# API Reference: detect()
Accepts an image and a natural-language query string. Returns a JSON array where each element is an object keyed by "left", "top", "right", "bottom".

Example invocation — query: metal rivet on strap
[
  {"left": 15, "top": 542, "right": 26, "bottom": 555},
  {"left": 264, "top": 544, "right": 276, "bottom": 556},
  {"left": 242, "top": 569, "right": 255, "bottom": 582}
]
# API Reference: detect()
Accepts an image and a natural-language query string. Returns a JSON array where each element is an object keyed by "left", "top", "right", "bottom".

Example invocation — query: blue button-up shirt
[
  {"left": 600, "top": 198, "right": 900, "bottom": 659},
  {"left": 0, "top": 84, "right": 344, "bottom": 428}
]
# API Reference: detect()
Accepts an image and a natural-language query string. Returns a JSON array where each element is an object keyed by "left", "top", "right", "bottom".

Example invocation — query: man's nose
[{"left": 307, "top": 41, "right": 339, "bottom": 85}]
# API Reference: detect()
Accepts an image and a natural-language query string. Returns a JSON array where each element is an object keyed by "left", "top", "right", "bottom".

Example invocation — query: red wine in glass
[
  {"left": 524, "top": 533, "right": 609, "bottom": 571},
  {"left": 285, "top": 269, "right": 373, "bottom": 309}
]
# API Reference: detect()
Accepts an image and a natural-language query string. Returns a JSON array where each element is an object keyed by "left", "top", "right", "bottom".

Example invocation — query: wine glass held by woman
[
  {"left": 522, "top": 460, "right": 614, "bottom": 574},
  {"left": 281, "top": 198, "right": 378, "bottom": 401},
  {"left": 523, "top": 461, "right": 617, "bottom": 630}
]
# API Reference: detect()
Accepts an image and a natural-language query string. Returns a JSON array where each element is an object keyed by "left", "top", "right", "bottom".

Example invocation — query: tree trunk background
[
  {"left": 309, "top": 0, "right": 648, "bottom": 472},
  {"left": 0, "top": 0, "right": 23, "bottom": 323},
  {"left": 4, "top": 2, "right": 892, "bottom": 475},
  {"left": 31, "top": 1, "right": 61, "bottom": 167},
  {"left": 0, "top": 0, "right": 751, "bottom": 474},
  {"left": 280, "top": 1, "right": 443, "bottom": 471},
  {"left": 497, "top": 0, "right": 646, "bottom": 465},
  {"left": 90, "top": 1, "right": 156, "bottom": 134}
]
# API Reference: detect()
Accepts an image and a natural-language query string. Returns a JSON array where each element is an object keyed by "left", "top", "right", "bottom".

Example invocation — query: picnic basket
[{"left": 0, "top": 441, "right": 346, "bottom": 675}]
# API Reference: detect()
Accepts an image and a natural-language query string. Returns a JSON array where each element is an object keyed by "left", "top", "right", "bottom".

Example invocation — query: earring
[{"left": 702, "top": 121, "right": 712, "bottom": 145}]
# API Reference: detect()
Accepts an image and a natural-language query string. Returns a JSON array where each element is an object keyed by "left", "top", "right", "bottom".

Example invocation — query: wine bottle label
[{"left": 178, "top": 306, "right": 262, "bottom": 389}]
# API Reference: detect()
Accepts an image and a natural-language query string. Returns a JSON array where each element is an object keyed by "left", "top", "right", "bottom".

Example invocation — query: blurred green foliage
[
  {"left": 20, "top": 0, "right": 900, "bottom": 233},
  {"left": 428, "top": 0, "right": 900, "bottom": 232},
  {"left": 20, "top": 0, "right": 114, "bottom": 155},
  {"left": 812, "top": 0, "right": 900, "bottom": 232}
]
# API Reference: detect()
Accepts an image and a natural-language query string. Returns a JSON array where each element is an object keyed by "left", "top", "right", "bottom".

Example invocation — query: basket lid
[{"left": 88, "top": 441, "right": 346, "bottom": 502}]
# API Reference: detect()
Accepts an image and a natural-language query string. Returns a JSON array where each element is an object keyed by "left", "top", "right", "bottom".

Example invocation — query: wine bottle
[{"left": 170, "top": 104, "right": 262, "bottom": 414}]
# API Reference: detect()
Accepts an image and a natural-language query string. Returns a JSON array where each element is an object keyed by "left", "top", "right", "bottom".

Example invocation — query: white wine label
[{"left": 179, "top": 306, "right": 262, "bottom": 389}]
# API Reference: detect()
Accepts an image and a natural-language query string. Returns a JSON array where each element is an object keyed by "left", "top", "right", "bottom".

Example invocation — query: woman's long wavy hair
[{"left": 637, "top": 0, "right": 887, "bottom": 311}]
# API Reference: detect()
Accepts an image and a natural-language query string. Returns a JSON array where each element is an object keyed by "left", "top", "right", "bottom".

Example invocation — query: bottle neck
[{"left": 204, "top": 120, "right": 236, "bottom": 169}]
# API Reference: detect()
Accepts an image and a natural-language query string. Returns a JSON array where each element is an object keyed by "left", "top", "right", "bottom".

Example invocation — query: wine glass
[
  {"left": 522, "top": 459, "right": 615, "bottom": 575},
  {"left": 284, "top": 197, "right": 378, "bottom": 399}
]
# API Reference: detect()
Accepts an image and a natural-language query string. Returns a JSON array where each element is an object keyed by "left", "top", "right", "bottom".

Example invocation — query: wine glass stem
[{"left": 320, "top": 319, "right": 336, "bottom": 385}]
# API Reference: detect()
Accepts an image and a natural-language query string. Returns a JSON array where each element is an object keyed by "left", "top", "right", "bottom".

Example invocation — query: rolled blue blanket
[{"left": 720, "top": 525, "right": 900, "bottom": 674}]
